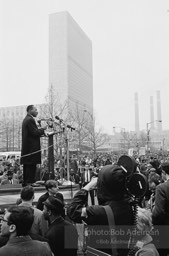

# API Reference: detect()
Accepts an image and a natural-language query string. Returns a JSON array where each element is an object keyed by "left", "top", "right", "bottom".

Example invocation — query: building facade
[{"left": 49, "top": 11, "right": 93, "bottom": 113}]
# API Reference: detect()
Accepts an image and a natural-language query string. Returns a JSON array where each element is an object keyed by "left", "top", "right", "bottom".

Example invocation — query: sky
[{"left": 0, "top": 0, "right": 169, "bottom": 134}]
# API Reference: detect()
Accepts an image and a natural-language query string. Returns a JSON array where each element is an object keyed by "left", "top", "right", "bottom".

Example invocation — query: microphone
[
  {"left": 67, "top": 125, "right": 75, "bottom": 131},
  {"left": 37, "top": 120, "right": 41, "bottom": 127},
  {"left": 55, "top": 116, "right": 63, "bottom": 122},
  {"left": 38, "top": 118, "right": 54, "bottom": 122}
]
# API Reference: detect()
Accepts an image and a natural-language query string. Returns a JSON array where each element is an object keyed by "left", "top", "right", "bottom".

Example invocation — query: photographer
[{"left": 67, "top": 164, "right": 134, "bottom": 256}]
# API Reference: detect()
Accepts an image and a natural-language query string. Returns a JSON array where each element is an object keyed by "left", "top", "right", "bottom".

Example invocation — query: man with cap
[
  {"left": 67, "top": 164, "right": 134, "bottom": 256},
  {"left": 43, "top": 196, "right": 78, "bottom": 256}
]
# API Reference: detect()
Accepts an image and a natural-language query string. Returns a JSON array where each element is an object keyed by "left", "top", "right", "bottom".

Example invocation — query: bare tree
[
  {"left": 67, "top": 104, "right": 89, "bottom": 152},
  {"left": 39, "top": 84, "right": 68, "bottom": 120},
  {"left": 84, "top": 112, "right": 109, "bottom": 156}
]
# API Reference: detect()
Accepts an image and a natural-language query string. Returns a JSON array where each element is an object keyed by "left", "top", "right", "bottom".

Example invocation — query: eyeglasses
[{"left": 0, "top": 216, "right": 8, "bottom": 223}]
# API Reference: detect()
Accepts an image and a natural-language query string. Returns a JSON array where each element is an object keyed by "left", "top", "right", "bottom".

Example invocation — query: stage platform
[{"left": 0, "top": 184, "right": 79, "bottom": 212}]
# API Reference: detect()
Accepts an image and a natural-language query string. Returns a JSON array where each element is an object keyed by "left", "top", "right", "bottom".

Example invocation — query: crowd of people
[
  {"left": 0, "top": 153, "right": 169, "bottom": 255},
  {"left": 0, "top": 105, "right": 169, "bottom": 256}
]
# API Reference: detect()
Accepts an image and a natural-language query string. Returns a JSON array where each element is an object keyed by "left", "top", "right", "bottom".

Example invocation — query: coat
[
  {"left": 0, "top": 236, "right": 52, "bottom": 256},
  {"left": 21, "top": 114, "right": 45, "bottom": 165},
  {"left": 152, "top": 180, "right": 169, "bottom": 252},
  {"left": 152, "top": 179, "right": 169, "bottom": 225},
  {"left": 44, "top": 216, "right": 78, "bottom": 256}
]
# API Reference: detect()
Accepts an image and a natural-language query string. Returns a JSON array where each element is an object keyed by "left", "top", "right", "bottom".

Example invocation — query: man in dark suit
[
  {"left": 1, "top": 170, "right": 19, "bottom": 185},
  {"left": 81, "top": 165, "right": 96, "bottom": 205},
  {"left": 20, "top": 105, "right": 47, "bottom": 186},
  {"left": 43, "top": 196, "right": 78, "bottom": 256},
  {"left": 152, "top": 162, "right": 169, "bottom": 255}
]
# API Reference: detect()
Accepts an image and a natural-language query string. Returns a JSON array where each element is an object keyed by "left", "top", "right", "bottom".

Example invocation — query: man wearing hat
[{"left": 43, "top": 196, "right": 78, "bottom": 256}]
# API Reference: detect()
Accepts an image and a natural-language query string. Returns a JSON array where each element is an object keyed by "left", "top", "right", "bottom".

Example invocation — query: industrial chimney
[{"left": 156, "top": 90, "right": 162, "bottom": 133}]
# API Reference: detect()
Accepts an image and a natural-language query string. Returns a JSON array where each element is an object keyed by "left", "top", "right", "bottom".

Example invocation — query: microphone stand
[{"left": 54, "top": 116, "right": 75, "bottom": 185}]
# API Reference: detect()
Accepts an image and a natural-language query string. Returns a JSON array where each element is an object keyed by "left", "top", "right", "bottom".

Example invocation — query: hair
[
  {"left": 137, "top": 207, "right": 152, "bottom": 234},
  {"left": 148, "top": 172, "right": 161, "bottom": 186},
  {"left": 20, "top": 185, "right": 34, "bottom": 201},
  {"left": 45, "top": 180, "right": 58, "bottom": 190},
  {"left": 7, "top": 206, "right": 34, "bottom": 236},
  {"left": 26, "top": 105, "right": 34, "bottom": 112}
]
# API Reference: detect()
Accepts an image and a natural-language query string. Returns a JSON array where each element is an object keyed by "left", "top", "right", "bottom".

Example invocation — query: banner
[
  {"left": 139, "top": 147, "right": 146, "bottom": 156},
  {"left": 128, "top": 148, "right": 134, "bottom": 156}
]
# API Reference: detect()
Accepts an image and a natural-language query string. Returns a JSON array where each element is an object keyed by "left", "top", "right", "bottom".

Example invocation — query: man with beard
[{"left": 43, "top": 196, "right": 78, "bottom": 256}]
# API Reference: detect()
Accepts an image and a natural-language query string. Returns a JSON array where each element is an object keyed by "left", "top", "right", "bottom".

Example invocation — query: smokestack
[
  {"left": 150, "top": 96, "right": 155, "bottom": 130},
  {"left": 134, "top": 92, "right": 139, "bottom": 133},
  {"left": 156, "top": 90, "right": 162, "bottom": 132}
]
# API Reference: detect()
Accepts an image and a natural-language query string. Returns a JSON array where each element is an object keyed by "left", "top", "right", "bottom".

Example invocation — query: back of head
[
  {"left": 8, "top": 206, "right": 34, "bottom": 236},
  {"left": 97, "top": 164, "right": 127, "bottom": 205},
  {"left": 21, "top": 185, "right": 34, "bottom": 201},
  {"left": 137, "top": 207, "right": 152, "bottom": 234},
  {"left": 45, "top": 179, "right": 58, "bottom": 190},
  {"left": 26, "top": 105, "right": 34, "bottom": 113}
]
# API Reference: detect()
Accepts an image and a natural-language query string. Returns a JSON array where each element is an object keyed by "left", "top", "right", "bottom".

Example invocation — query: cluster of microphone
[{"left": 38, "top": 116, "right": 75, "bottom": 131}]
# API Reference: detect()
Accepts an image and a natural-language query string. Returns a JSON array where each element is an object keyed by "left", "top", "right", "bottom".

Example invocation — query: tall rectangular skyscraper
[{"left": 49, "top": 12, "right": 93, "bottom": 112}]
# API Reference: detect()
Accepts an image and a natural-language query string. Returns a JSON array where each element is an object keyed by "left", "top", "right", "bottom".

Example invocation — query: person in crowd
[
  {"left": 1, "top": 170, "right": 19, "bottom": 185},
  {"left": 134, "top": 207, "right": 159, "bottom": 256},
  {"left": 81, "top": 164, "right": 96, "bottom": 205},
  {"left": 67, "top": 164, "right": 134, "bottom": 256},
  {"left": 0, "top": 161, "right": 4, "bottom": 174},
  {"left": 152, "top": 162, "right": 169, "bottom": 256},
  {"left": 43, "top": 195, "right": 78, "bottom": 256},
  {"left": 70, "top": 155, "right": 78, "bottom": 174},
  {"left": 0, "top": 206, "right": 53, "bottom": 256},
  {"left": 18, "top": 185, "right": 48, "bottom": 236},
  {"left": 69, "top": 168, "right": 80, "bottom": 184},
  {"left": 20, "top": 105, "right": 47, "bottom": 187},
  {"left": 149, "top": 159, "right": 162, "bottom": 176},
  {"left": 58, "top": 156, "right": 65, "bottom": 169},
  {"left": 36, "top": 180, "right": 64, "bottom": 213},
  {"left": 147, "top": 173, "right": 161, "bottom": 211},
  {"left": 93, "top": 162, "right": 101, "bottom": 175},
  {"left": 0, "top": 171, "right": 7, "bottom": 184}
]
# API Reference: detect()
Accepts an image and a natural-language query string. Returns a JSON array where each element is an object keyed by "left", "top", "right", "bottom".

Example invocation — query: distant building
[{"left": 49, "top": 11, "right": 93, "bottom": 113}]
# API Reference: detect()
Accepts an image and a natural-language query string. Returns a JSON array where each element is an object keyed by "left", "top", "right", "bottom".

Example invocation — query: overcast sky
[{"left": 0, "top": 0, "right": 169, "bottom": 134}]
